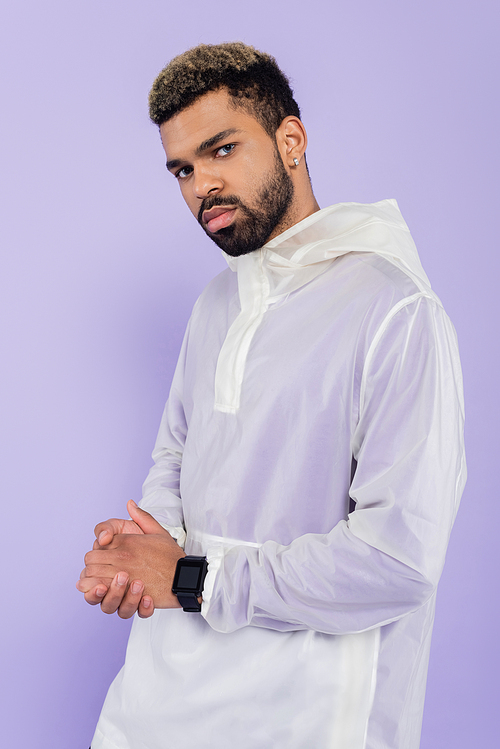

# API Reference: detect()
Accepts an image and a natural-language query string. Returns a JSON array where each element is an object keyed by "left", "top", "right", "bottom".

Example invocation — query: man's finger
[
  {"left": 80, "top": 583, "right": 109, "bottom": 605},
  {"left": 77, "top": 574, "right": 112, "bottom": 594},
  {"left": 94, "top": 515, "right": 145, "bottom": 544},
  {"left": 127, "top": 500, "right": 167, "bottom": 535},
  {"left": 116, "top": 580, "right": 146, "bottom": 620},
  {"left": 138, "top": 595, "right": 155, "bottom": 619},
  {"left": 93, "top": 524, "right": 116, "bottom": 547},
  {"left": 100, "top": 572, "right": 130, "bottom": 615},
  {"left": 82, "top": 562, "right": 121, "bottom": 581},
  {"left": 93, "top": 517, "right": 134, "bottom": 545},
  {"left": 84, "top": 545, "right": 132, "bottom": 568}
]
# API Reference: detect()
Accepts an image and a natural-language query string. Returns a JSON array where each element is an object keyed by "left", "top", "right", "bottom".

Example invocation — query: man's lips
[{"left": 202, "top": 206, "right": 236, "bottom": 233}]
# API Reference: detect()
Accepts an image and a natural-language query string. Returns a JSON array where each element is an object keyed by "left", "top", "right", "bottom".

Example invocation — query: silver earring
[{"left": 293, "top": 158, "right": 300, "bottom": 166}]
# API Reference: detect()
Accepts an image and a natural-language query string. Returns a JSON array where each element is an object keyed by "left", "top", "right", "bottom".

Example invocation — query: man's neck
[{"left": 267, "top": 191, "right": 320, "bottom": 243}]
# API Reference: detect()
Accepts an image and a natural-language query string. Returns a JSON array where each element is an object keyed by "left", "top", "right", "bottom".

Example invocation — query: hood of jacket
[{"left": 223, "top": 199, "right": 431, "bottom": 302}]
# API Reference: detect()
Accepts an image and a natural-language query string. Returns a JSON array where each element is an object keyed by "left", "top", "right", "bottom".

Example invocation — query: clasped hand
[{"left": 76, "top": 500, "right": 185, "bottom": 619}]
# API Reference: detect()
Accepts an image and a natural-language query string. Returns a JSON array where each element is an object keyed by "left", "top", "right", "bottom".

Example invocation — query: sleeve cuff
[
  {"left": 200, "top": 544, "right": 225, "bottom": 618},
  {"left": 159, "top": 523, "right": 187, "bottom": 550}
]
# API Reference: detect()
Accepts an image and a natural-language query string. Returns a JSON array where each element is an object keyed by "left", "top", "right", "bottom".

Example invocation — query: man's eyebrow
[
  {"left": 195, "top": 128, "right": 242, "bottom": 156},
  {"left": 166, "top": 157, "right": 182, "bottom": 172},
  {"left": 166, "top": 128, "right": 242, "bottom": 172}
]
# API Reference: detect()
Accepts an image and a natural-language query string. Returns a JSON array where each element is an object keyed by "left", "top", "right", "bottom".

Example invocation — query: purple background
[{"left": 1, "top": 1, "right": 497, "bottom": 746}]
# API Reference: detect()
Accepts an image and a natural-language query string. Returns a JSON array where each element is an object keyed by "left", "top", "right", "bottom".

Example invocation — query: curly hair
[{"left": 148, "top": 42, "right": 301, "bottom": 137}]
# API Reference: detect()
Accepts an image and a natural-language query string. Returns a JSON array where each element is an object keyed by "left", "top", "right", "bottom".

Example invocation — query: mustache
[{"left": 197, "top": 194, "right": 245, "bottom": 226}]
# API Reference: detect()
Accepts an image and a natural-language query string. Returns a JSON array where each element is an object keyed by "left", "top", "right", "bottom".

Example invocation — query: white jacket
[{"left": 93, "top": 200, "right": 466, "bottom": 749}]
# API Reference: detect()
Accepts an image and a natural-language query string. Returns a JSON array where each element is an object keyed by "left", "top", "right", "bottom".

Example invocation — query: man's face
[{"left": 160, "top": 89, "right": 294, "bottom": 257}]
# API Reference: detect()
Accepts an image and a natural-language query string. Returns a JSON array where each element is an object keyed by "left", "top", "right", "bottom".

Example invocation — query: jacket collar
[{"left": 223, "top": 199, "right": 431, "bottom": 301}]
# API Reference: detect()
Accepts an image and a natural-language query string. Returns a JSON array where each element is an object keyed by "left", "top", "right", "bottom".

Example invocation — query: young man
[{"left": 79, "top": 42, "right": 466, "bottom": 749}]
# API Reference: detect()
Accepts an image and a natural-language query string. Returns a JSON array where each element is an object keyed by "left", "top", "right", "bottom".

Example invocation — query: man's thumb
[{"left": 127, "top": 499, "right": 165, "bottom": 534}]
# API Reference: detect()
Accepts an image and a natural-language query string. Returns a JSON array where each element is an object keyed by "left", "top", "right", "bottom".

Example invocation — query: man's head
[{"left": 149, "top": 43, "right": 318, "bottom": 256}]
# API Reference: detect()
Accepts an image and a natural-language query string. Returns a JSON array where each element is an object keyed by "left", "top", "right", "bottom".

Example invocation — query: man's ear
[{"left": 276, "top": 116, "right": 308, "bottom": 168}]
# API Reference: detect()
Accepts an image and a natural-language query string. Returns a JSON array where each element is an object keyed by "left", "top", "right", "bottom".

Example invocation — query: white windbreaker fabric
[{"left": 93, "top": 200, "right": 466, "bottom": 749}]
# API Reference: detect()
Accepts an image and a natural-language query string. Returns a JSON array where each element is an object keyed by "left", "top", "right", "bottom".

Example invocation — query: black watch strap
[{"left": 176, "top": 592, "right": 202, "bottom": 613}]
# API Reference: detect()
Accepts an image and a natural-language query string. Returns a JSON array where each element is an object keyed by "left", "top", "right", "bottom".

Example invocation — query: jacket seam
[{"left": 358, "top": 292, "right": 431, "bottom": 413}]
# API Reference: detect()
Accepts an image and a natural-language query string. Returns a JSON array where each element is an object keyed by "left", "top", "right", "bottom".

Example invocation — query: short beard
[{"left": 197, "top": 147, "right": 294, "bottom": 257}]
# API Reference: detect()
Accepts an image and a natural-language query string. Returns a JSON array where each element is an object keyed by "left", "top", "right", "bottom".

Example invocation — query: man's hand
[{"left": 77, "top": 500, "right": 185, "bottom": 618}]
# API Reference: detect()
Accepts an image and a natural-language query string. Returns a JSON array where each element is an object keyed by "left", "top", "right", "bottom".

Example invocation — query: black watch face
[
  {"left": 173, "top": 558, "right": 207, "bottom": 593},
  {"left": 176, "top": 564, "right": 203, "bottom": 590}
]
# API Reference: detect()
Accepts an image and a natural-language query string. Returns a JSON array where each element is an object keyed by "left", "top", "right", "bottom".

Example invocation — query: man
[{"left": 78, "top": 42, "right": 466, "bottom": 748}]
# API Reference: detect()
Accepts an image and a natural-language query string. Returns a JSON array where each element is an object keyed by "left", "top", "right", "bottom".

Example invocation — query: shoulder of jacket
[{"left": 192, "top": 267, "right": 236, "bottom": 313}]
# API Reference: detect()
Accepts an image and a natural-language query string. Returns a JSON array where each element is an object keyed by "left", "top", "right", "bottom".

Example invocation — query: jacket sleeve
[
  {"left": 139, "top": 319, "right": 192, "bottom": 549},
  {"left": 201, "top": 294, "right": 467, "bottom": 634}
]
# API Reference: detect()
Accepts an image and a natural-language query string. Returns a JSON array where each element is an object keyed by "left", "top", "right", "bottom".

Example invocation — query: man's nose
[{"left": 192, "top": 167, "right": 223, "bottom": 199}]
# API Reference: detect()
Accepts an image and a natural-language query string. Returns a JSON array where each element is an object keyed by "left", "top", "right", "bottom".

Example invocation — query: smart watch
[{"left": 172, "top": 556, "right": 208, "bottom": 612}]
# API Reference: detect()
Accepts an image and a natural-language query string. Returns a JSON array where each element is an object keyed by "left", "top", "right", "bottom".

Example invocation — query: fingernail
[
  {"left": 117, "top": 572, "right": 128, "bottom": 586},
  {"left": 96, "top": 587, "right": 106, "bottom": 598},
  {"left": 131, "top": 581, "right": 143, "bottom": 594},
  {"left": 129, "top": 500, "right": 138, "bottom": 508},
  {"left": 142, "top": 597, "right": 151, "bottom": 609},
  {"left": 98, "top": 531, "right": 108, "bottom": 544}
]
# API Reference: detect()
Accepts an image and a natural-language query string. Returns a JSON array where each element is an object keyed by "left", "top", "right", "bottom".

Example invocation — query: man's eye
[
  {"left": 216, "top": 144, "right": 235, "bottom": 157},
  {"left": 176, "top": 166, "right": 193, "bottom": 179}
]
